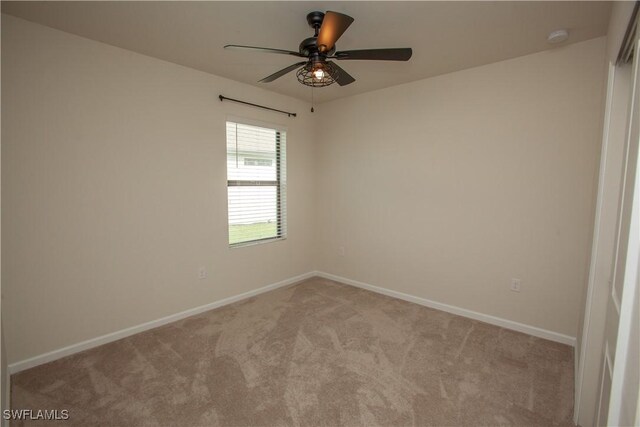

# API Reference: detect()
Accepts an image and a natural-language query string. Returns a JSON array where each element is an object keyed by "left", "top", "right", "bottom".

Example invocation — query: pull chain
[{"left": 311, "top": 86, "right": 314, "bottom": 113}]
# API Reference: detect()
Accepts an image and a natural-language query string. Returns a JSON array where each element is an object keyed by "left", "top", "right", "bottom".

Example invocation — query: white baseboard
[
  {"left": 315, "top": 271, "right": 577, "bottom": 347},
  {"left": 9, "top": 270, "right": 576, "bottom": 375},
  {"left": 8, "top": 272, "right": 316, "bottom": 375}
]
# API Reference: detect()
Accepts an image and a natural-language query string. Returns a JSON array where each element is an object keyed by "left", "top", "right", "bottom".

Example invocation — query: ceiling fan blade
[
  {"left": 327, "top": 61, "right": 355, "bottom": 86},
  {"left": 259, "top": 62, "right": 307, "bottom": 83},
  {"left": 334, "top": 48, "right": 413, "bottom": 61},
  {"left": 316, "top": 11, "right": 354, "bottom": 53},
  {"left": 224, "top": 44, "right": 304, "bottom": 57}
]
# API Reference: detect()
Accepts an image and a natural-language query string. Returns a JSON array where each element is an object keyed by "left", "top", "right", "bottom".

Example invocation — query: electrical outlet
[
  {"left": 338, "top": 246, "right": 345, "bottom": 256},
  {"left": 198, "top": 267, "right": 207, "bottom": 280},
  {"left": 510, "top": 278, "right": 522, "bottom": 292}
]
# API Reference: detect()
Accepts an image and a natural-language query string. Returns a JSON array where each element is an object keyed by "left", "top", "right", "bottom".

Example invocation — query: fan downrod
[
  {"left": 306, "top": 11, "right": 325, "bottom": 33},
  {"left": 300, "top": 12, "right": 336, "bottom": 57}
]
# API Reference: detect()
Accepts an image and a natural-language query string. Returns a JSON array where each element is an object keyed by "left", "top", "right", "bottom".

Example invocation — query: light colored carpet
[{"left": 11, "top": 277, "right": 574, "bottom": 426}]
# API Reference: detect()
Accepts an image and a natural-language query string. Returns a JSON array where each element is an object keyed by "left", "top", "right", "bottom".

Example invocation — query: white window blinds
[{"left": 226, "top": 121, "right": 287, "bottom": 246}]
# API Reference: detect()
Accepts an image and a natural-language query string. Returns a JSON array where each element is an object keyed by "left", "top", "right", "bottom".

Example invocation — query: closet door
[
  {"left": 606, "top": 29, "right": 640, "bottom": 425},
  {"left": 596, "top": 20, "right": 640, "bottom": 427}
]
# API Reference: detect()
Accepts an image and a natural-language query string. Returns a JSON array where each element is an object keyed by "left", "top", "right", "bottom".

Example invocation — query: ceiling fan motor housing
[{"left": 299, "top": 37, "right": 335, "bottom": 58}]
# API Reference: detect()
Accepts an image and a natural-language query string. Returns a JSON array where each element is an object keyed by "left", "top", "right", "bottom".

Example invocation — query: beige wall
[
  {"left": 1, "top": 15, "right": 316, "bottom": 364},
  {"left": 2, "top": 13, "right": 609, "bottom": 370},
  {"left": 315, "top": 37, "right": 606, "bottom": 338}
]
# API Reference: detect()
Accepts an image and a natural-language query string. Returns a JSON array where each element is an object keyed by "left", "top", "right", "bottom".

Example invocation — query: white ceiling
[{"left": 2, "top": 1, "right": 611, "bottom": 104}]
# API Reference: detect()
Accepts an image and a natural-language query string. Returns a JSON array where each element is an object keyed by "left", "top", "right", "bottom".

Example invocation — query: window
[{"left": 226, "top": 121, "right": 286, "bottom": 246}]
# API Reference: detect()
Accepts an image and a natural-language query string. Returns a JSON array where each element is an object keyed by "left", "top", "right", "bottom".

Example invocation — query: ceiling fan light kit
[
  {"left": 224, "top": 10, "right": 413, "bottom": 89},
  {"left": 296, "top": 61, "right": 336, "bottom": 87}
]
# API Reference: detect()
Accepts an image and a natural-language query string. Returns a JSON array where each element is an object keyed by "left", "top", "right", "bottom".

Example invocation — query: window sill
[{"left": 229, "top": 236, "right": 286, "bottom": 249}]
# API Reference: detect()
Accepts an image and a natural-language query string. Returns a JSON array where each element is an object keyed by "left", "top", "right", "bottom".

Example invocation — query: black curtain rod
[{"left": 219, "top": 95, "right": 296, "bottom": 117}]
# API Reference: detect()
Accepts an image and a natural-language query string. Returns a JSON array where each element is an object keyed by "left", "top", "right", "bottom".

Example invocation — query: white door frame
[{"left": 607, "top": 29, "right": 640, "bottom": 427}]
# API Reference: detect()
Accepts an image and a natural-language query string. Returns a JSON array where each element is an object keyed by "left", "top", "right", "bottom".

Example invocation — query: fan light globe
[{"left": 296, "top": 62, "right": 336, "bottom": 87}]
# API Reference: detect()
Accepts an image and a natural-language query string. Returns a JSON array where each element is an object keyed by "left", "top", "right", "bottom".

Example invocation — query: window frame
[{"left": 225, "top": 118, "right": 287, "bottom": 248}]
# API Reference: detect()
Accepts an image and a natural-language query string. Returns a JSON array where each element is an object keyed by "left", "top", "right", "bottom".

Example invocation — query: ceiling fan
[{"left": 224, "top": 11, "right": 412, "bottom": 87}]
